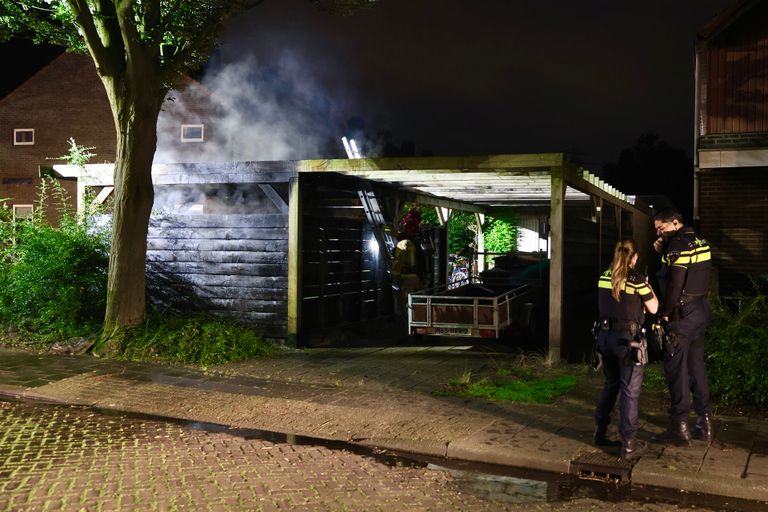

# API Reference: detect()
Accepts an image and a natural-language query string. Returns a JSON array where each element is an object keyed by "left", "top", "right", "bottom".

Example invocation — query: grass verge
[
  {"left": 116, "top": 314, "right": 278, "bottom": 367},
  {"left": 435, "top": 351, "right": 582, "bottom": 404}
]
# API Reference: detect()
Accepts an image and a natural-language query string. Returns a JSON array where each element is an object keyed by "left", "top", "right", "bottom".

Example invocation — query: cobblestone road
[{"left": 0, "top": 400, "right": 732, "bottom": 512}]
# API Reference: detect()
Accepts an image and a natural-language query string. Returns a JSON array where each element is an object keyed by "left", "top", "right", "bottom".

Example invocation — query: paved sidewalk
[{"left": 0, "top": 345, "right": 766, "bottom": 503}]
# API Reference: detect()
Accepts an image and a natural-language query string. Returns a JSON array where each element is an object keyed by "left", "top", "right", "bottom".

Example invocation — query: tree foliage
[
  {"left": 483, "top": 211, "right": 519, "bottom": 254},
  {"left": 602, "top": 132, "right": 693, "bottom": 220}
]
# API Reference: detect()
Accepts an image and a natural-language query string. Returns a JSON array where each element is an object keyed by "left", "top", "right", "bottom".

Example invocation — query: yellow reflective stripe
[
  {"left": 672, "top": 247, "right": 711, "bottom": 266},
  {"left": 598, "top": 277, "right": 649, "bottom": 295},
  {"left": 623, "top": 282, "right": 648, "bottom": 295},
  {"left": 628, "top": 283, "right": 652, "bottom": 295}
]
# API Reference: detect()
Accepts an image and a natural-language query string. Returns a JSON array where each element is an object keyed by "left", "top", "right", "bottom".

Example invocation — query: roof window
[
  {"left": 13, "top": 129, "right": 34, "bottom": 146},
  {"left": 181, "top": 124, "right": 204, "bottom": 142}
]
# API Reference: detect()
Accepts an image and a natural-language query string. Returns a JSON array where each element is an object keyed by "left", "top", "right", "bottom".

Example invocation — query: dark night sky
[
  {"left": 1, "top": 0, "right": 728, "bottom": 171},
  {"left": 212, "top": 0, "right": 727, "bottom": 169}
]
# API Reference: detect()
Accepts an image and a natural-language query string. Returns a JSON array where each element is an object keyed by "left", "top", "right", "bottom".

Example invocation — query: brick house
[
  {"left": 695, "top": 0, "right": 768, "bottom": 295},
  {"left": 0, "top": 52, "right": 215, "bottom": 218},
  {"left": 0, "top": 53, "right": 113, "bottom": 217}
]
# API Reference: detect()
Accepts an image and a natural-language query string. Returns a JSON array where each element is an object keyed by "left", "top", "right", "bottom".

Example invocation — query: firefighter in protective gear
[
  {"left": 594, "top": 239, "right": 658, "bottom": 461},
  {"left": 651, "top": 209, "right": 714, "bottom": 446},
  {"left": 391, "top": 208, "right": 428, "bottom": 319}
]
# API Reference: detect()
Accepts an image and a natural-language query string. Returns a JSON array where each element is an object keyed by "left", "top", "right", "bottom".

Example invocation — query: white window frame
[
  {"left": 13, "top": 129, "right": 35, "bottom": 146},
  {"left": 180, "top": 124, "right": 204, "bottom": 142},
  {"left": 12, "top": 204, "right": 34, "bottom": 220}
]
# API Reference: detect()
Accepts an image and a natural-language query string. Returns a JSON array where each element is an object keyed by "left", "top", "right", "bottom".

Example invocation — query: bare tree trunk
[{"left": 101, "top": 88, "right": 163, "bottom": 339}]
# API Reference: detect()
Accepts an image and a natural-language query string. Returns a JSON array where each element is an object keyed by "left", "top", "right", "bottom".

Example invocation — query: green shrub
[
  {"left": 448, "top": 211, "right": 476, "bottom": 255},
  {"left": 117, "top": 313, "right": 277, "bottom": 366},
  {"left": 706, "top": 294, "right": 768, "bottom": 406},
  {"left": 0, "top": 180, "right": 110, "bottom": 337},
  {"left": 484, "top": 212, "right": 519, "bottom": 254}
]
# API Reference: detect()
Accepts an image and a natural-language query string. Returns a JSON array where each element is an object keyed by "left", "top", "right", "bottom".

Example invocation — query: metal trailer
[{"left": 407, "top": 277, "right": 536, "bottom": 339}]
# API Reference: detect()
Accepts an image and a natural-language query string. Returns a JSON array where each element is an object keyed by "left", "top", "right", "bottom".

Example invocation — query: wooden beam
[
  {"left": 398, "top": 190, "right": 485, "bottom": 213},
  {"left": 562, "top": 162, "right": 651, "bottom": 216},
  {"left": 287, "top": 177, "right": 302, "bottom": 346},
  {"left": 298, "top": 153, "right": 565, "bottom": 173},
  {"left": 320, "top": 170, "right": 554, "bottom": 182},
  {"left": 548, "top": 166, "right": 565, "bottom": 361},
  {"left": 259, "top": 184, "right": 288, "bottom": 214}
]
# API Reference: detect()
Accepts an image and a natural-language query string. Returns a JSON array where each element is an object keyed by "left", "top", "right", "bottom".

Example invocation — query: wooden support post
[
  {"left": 549, "top": 167, "right": 565, "bottom": 362},
  {"left": 474, "top": 212, "right": 485, "bottom": 274},
  {"left": 435, "top": 207, "right": 451, "bottom": 226},
  {"left": 287, "top": 177, "right": 301, "bottom": 347},
  {"left": 597, "top": 196, "right": 603, "bottom": 272}
]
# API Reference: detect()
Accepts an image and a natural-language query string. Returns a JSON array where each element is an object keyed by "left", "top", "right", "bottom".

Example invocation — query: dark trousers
[
  {"left": 665, "top": 299, "right": 713, "bottom": 422},
  {"left": 594, "top": 330, "right": 644, "bottom": 439}
]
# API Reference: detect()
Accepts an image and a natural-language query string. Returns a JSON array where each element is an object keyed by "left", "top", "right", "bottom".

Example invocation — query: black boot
[
  {"left": 651, "top": 420, "right": 692, "bottom": 447},
  {"left": 691, "top": 413, "right": 713, "bottom": 442},
  {"left": 621, "top": 437, "right": 646, "bottom": 461},
  {"left": 593, "top": 425, "right": 621, "bottom": 447}
]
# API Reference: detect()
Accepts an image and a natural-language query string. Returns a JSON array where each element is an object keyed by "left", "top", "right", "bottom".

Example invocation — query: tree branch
[
  {"left": 65, "top": 0, "right": 114, "bottom": 72},
  {"left": 114, "top": 0, "right": 155, "bottom": 79},
  {"left": 92, "top": 0, "right": 125, "bottom": 62}
]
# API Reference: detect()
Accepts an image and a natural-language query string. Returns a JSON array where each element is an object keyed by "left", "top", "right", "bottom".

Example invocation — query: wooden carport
[
  {"left": 293, "top": 153, "right": 655, "bottom": 360},
  {"left": 52, "top": 153, "right": 653, "bottom": 361}
]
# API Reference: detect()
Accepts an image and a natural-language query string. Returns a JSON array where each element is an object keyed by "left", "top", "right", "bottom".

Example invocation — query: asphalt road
[{"left": 0, "top": 399, "right": 735, "bottom": 512}]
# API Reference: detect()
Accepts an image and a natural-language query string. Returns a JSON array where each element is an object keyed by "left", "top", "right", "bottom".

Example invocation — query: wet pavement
[
  {"left": 2, "top": 397, "right": 760, "bottom": 512},
  {"left": 1, "top": 345, "right": 767, "bottom": 507},
  {"left": 0, "top": 399, "right": 502, "bottom": 511}
]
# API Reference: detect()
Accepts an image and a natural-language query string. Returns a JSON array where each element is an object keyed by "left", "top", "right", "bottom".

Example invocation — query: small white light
[{"left": 368, "top": 238, "right": 379, "bottom": 254}]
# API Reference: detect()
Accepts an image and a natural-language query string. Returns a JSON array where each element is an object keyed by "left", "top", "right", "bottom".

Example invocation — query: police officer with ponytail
[
  {"left": 651, "top": 209, "right": 713, "bottom": 446},
  {"left": 594, "top": 239, "right": 658, "bottom": 460}
]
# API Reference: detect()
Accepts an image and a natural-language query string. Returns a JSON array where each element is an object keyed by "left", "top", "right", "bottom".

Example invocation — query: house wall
[
  {"left": 696, "top": 1, "right": 768, "bottom": 296},
  {"left": 0, "top": 53, "right": 112, "bottom": 213},
  {"left": 0, "top": 52, "right": 216, "bottom": 216},
  {"left": 155, "top": 77, "right": 220, "bottom": 164},
  {"left": 698, "top": 166, "right": 768, "bottom": 295},
  {"left": 701, "top": 0, "right": 768, "bottom": 136}
]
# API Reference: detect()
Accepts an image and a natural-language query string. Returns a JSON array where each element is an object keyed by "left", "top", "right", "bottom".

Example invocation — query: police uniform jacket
[
  {"left": 661, "top": 227, "right": 711, "bottom": 318},
  {"left": 598, "top": 268, "right": 654, "bottom": 328}
]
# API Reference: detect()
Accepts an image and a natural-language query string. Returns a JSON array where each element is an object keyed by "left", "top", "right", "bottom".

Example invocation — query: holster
[
  {"left": 590, "top": 320, "right": 603, "bottom": 371},
  {"left": 624, "top": 334, "right": 648, "bottom": 366}
]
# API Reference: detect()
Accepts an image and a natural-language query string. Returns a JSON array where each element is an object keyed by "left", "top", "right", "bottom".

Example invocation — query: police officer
[
  {"left": 651, "top": 209, "right": 714, "bottom": 446},
  {"left": 594, "top": 239, "right": 658, "bottom": 460}
]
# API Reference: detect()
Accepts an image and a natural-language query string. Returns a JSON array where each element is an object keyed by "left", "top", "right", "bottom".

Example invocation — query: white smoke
[
  {"left": 152, "top": 183, "right": 281, "bottom": 216},
  {"left": 155, "top": 53, "right": 340, "bottom": 164}
]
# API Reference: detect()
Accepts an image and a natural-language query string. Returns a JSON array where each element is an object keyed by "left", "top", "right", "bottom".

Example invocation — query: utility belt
[
  {"left": 680, "top": 292, "right": 704, "bottom": 305},
  {"left": 668, "top": 293, "right": 706, "bottom": 322},
  {"left": 596, "top": 318, "right": 647, "bottom": 366},
  {"left": 599, "top": 318, "right": 640, "bottom": 337}
]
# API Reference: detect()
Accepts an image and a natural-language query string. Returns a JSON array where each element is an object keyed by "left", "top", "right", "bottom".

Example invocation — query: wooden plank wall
[
  {"left": 562, "top": 204, "right": 601, "bottom": 362},
  {"left": 705, "top": 6, "right": 768, "bottom": 135},
  {"left": 300, "top": 175, "right": 395, "bottom": 344},
  {"left": 146, "top": 211, "right": 289, "bottom": 338}
]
